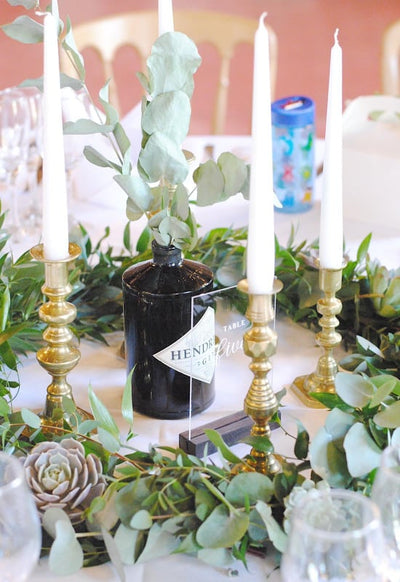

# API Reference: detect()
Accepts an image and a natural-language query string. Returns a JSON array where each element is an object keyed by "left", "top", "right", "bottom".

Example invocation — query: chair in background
[
  {"left": 60, "top": 10, "right": 278, "bottom": 134},
  {"left": 381, "top": 19, "right": 400, "bottom": 95}
]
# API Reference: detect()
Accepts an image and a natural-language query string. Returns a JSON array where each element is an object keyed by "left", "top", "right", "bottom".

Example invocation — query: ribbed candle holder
[
  {"left": 31, "top": 242, "right": 82, "bottom": 429},
  {"left": 238, "top": 278, "right": 283, "bottom": 475},
  {"left": 291, "top": 264, "right": 343, "bottom": 408}
]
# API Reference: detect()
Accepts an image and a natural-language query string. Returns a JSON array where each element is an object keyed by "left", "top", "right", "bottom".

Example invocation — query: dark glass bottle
[{"left": 122, "top": 241, "right": 215, "bottom": 419}]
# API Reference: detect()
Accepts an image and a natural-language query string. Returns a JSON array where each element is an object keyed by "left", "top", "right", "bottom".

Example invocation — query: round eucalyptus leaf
[
  {"left": 7, "top": 0, "right": 37, "bottom": 8},
  {"left": 225, "top": 472, "right": 273, "bottom": 506},
  {"left": 48, "top": 519, "right": 83, "bottom": 575},
  {"left": 218, "top": 152, "right": 247, "bottom": 198},
  {"left": 2, "top": 15, "right": 43, "bottom": 44},
  {"left": 42, "top": 507, "right": 71, "bottom": 539},
  {"left": 115, "top": 175, "right": 152, "bottom": 214},
  {"left": 158, "top": 216, "right": 191, "bottom": 245},
  {"left": 142, "top": 91, "right": 191, "bottom": 145},
  {"left": 335, "top": 371, "right": 374, "bottom": 408},
  {"left": 197, "top": 547, "right": 234, "bottom": 567},
  {"left": 171, "top": 183, "right": 189, "bottom": 221},
  {"left": 193, "top": 160, "right": 225, "bottom": 206},
  {"left": 310, "top": 408, "right": 354, "bottom": 487},
  {"left": 343, "top": 422, "right": 382, "bottom": 477},
  {"left": 324, "top": 407, "right": 356, "bottom": 438},
  {"left": 136, "top": 523, "right": 178, "bottom": 563},
  {"left": 21, "top": 407, "right": 41, "bottom": 429},
  {"left": 139, "top": 132, "right": 188, "bottom": 184},
  {"left": 392, "top": 427, "right": 400, "bottom": 446},
  {"left": 147, "top": 32, "right": 201, "bottom": 99},
  {"left": 130, "top": 509, "right": 153, "bottom": 530},
  {"left": 196, "top": 504, "right": 249, "bottom": 549},
  {"left": 374, "top": 400, "right": 400, "bottom": 428}
]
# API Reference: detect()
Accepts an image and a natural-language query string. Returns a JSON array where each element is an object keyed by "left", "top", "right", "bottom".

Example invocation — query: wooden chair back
[
  {"left": 381, "top": 19, "right": 400, "bottom": 95},
  {"left": 61, "top": 10, "right": 278, "bottom": 134}
]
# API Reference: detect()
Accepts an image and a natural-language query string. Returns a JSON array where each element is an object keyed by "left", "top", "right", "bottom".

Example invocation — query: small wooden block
[{"left": 179, "top": 411, "right": 279, "bottom": 456}]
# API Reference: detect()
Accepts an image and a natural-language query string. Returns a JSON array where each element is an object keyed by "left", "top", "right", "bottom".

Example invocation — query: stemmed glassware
[
  {"left": 371, "top": 445, "right": 400, "bottom": 581},
  {"left": 0, "top": 87, "right": 30, "bottom": 238},
  {"left": 61, "top": 86, "right": 95, "bottom": 199},
  {"left": 0, "top": 452, "right": 41, "bottom": 582},
  {"left": 281, "top": 488, "right": 388, "bottom": 581}
]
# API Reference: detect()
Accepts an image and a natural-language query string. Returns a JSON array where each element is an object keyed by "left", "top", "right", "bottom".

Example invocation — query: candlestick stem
[
  {"left": 292, "top": 266, "right": 343, "bottom": 408},
  {"left": 31, "top": 243, "right": 83, "bottom": 429},
  {"left": 238, "top": 279, "right": 282, "bottom": 475}
]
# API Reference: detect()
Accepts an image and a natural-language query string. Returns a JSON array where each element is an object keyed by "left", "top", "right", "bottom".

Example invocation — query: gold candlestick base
[
  {"left": 31, "top": 243, "right": 84, "bottom": 430},
  {"left": 238, "top": 278, "right": 283, "bottom": 476},
  {"left": 292, "top": 265, "right": 343, "bottom": 408}
]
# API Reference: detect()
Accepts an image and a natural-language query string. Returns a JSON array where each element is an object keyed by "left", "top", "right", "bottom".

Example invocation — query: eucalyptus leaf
[
  {"left": 309, "top": 408, "right": 355, "bottom": 487},
  {"left": 116, "top": 175, "right": 153, "bottom": 218},
  {"left": 197, "top": 547, "right": 234, "bottom": 567},
  {"left": 343, "top": 422, "right": 382, "bottom": 477},
  {"left": 196, "top": 504, "right": 249, "bottom": 549},
  {"left": 64, "top": 119, "right": 115, "bottom": 135},
  {"left": 7, "top": 0, "right": 37, "bottom": 8},
  {"left": 48, "top": 519, "right": 84, "bottom": 575},
  {"left": 114, "top": 523, "right": 139, "bottom": 565},
  {"left": 101, "top": 528, "right": 126, "bottom": 582},
  {"left": 147, "top": 32, "right": 201, "bottom": 99},
  {"left": 130, "top": 509, "right": 153, "bottom": 530},
  {"left": 218, "top": 152, "right": 248, "bottom": 198},
  {"left": 2, "top": 16, "right": 43, "bottom": 44},
  {"left": 42, "top": 507, "right": 71, "bottom": 539},
  {"left": 335, "top": 371, "right": 375, "bottom": 408},
  {"left": 20, "top": 407, "right": 41, "bottom": 429},
  {"left": 225, "top": 472, "right": 273, "bottom": 505},
  {"left": 142, "top": 91, "right": 191, "bottom": 144},
  {"left": 193, "top": 160, "right": 225, "bottom": 206},
  {"left": 136, "top": 523, "right": 178, "bottom": 563},
  {"left": 97, "top": 427, "right": 120, "bottom": 453},
  {"left": 139, "top": 132, "right": 188, "bottom": 184},
  {"left": 255, "top": 500, "right": 287, "bottom": 553},
  {"left": 369, "top": 375, "right": 398, "bottom": 407},
  {"left": 374, "top": 400, "right": 400, "bottom": 428}
]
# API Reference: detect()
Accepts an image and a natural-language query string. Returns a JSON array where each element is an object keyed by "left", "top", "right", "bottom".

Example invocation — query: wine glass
[
  {"left": 0, "top": 452, "right": 41, "bottom": 582},
  {"left": 0, "top": 87, "right": 30, "bottom": 239},
  {"left": 61, "top": 87, "right": 95, "bottom": 199},
  {"left": 17, "top": 85, "right": 43, "bottom": 235},
  {"left": 281, "top": 488, "right": 388, "bottom": 581},
  {"left": 371, "top": 445, "right": 400, "bottom": 581}
]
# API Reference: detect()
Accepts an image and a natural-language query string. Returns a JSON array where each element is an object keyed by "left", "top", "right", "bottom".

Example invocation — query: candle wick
[
  {"left": 259, "top": 11, "right": 268, "bottom": 26},
  {"left": 334, "top": 28, "right": 339, "bottom": 44}
]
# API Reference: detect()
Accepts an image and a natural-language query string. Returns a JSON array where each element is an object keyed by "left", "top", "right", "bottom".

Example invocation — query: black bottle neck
[{"left": 152, "top": 241, "right": 183, "bottom": 267}]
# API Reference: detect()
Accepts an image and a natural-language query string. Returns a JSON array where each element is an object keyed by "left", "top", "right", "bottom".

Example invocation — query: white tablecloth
[{"left": 12, "top": 130, "right": 399, "bottom": 581}]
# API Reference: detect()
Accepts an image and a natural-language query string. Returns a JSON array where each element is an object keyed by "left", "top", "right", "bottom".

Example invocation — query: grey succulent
[{"left": 24, "top": 438, "right": 106, "bottom": 523}]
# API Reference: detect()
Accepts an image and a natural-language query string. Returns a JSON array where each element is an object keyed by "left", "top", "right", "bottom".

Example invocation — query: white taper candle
[
  {"left": 158, "top": 0, "right": 174, "bottom": 36},
  {"left": 42, "top": 1, "right": 69, "bottom": 260},
  {"left": 319, "top": 29, "right": 343, "bottom": 269},
  {"left": 247, "top": 13, "right": 275, "bottom": 294}
]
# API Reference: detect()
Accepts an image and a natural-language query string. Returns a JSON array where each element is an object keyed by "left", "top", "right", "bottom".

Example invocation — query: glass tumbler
[
  {"left": 281, "top": 488, "right": 388, "bottom": 582},
  {"left": 0, "top": 452, "right": 41, "bottom": 582},
  {"left": 371, "top": 445, "right": 400, "bottom": 581}
]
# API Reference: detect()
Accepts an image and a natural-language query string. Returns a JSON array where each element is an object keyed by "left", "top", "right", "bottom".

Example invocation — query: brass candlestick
[
  {"left": 292, "top": 265, "right": 343, "bottom": 408},
  {"left": 238, "top": 278, "right": 282, "bottom": 476},
  {"left": 31, "top": 243, "right": 82, "bottom": 429}
]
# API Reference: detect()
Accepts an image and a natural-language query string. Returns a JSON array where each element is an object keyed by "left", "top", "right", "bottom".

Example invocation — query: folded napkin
[{"left": 343, "top": 95, "right": 400, "bottom": 232}]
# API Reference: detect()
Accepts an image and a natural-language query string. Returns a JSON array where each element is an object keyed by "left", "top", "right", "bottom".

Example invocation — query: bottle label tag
[{"left": 153, "top": 307, "right": 215, "bottom": 384}]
